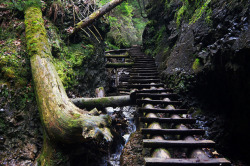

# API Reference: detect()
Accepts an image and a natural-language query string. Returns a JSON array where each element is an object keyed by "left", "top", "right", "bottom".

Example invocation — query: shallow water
[{"left": 102, "top": 106, "right": 136, "bottom": 166}]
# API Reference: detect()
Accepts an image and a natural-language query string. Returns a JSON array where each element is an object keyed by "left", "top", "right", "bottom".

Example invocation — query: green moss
[
  {"left": 25, "top": 7, "right": 50, "bottom": 58},
  {"left": 189, "top": 0, "right": 212, "bottom": 24},
  {"left": 37, "top": 132, "right": 68, "bottom": 166},
  {"left": 2, "top": 67, "right": 15, "bottom": 78},
  {"left": 0, "top": 37, "right": 29, "bottom": 88},
  {"left": 192, "top": 58, "right": 201, "bottom": 71},
  {"left": 52, "top": 43, "right": 94, "bottom": 89}
]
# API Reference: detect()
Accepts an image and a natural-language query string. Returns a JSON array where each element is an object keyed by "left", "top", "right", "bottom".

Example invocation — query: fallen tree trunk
[
  {"left": 25, "top": 6, "right": 112, "bottom": 165},
  {"left": 72, "top": 0, "right": 125, "bottom": 34},
  {"left": 72, "top": 95, "right": 131, "bottom": 109}
]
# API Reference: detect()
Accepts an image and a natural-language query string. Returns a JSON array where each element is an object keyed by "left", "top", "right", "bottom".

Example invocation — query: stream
[{"left": 101, "top": 106, "right": 136, "bottom": 166}]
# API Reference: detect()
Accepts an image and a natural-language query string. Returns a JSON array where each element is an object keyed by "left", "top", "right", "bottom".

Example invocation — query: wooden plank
[
  {"left": 145, "top": 158, "right": 231, "bottom": 166},
  {"left": 129, "top": 79, "right": 161, "bottom": 83},
  {"left": 141, "top": 128, "right": 205, "bottom": 135},
  {"left": 130, "top": 72, "right": 159, "bottom": 76},
  {"left": 105, "top": 49, "right": 129, "bottom": 53},
  {"left": 130, "top": 76, "right": 160, "bottom": 79},
  {"left": 105, "top": 54, "right": 130, "bottom": 58},
  {"left": 134, "top": 58, "right": 154, "bottom": 60},
  {"left": 136, "top": 89, "right": 173, "bottom": 93},
  {"left": 128, "top": 83, "right": 164, "bottom": 88},
  {"left": 130, "top": 69, "right": 157, "bottom": 73},
  {"left": 105, "top": 63, "right": 134, "bottom": 68},
  {"left": 140, "top": 117, "right": 196, "bottom": 124},
  {"left": 132, "top": 67, "right": 157, "bottom": 69},
  {"left": 138, "top": 108, "right": 187, "bottom": 114},
  {"left": 133, "top": 63, "right": 156, "bottom": 65},
  {"left": 137, "top": 99, "right": 182, "bottom": 105},
  {"left": 136, "top": 93, "right": 178, "bottom": 98},
  {"left": 143, "top": 139, "right": 215, "bottom": 148}
]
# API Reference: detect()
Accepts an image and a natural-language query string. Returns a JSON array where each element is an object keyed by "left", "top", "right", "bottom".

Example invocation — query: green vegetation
[
  {"left": 173, "top": 0, "right": 212, "bottom": 26},
  {"left": 4, "top": 0, "right": 42, "bottom": 11},
  {"left": 192, "top": 58, "right": 201, "bottom": 71},
  {"left": 189, "top": 0, "right": 212, "bottom": 24},
  {"left": 144, "top": 22, "right": 167, "bottom": 57},
  {"left": 0, "top": 24, "right": 29, "bottom": 88},
  {"left": 53, "top": 43, "right": 95, "bottom": 89},
  {"left": 98, "top": 0, "right": 147, "bottom": 49}
]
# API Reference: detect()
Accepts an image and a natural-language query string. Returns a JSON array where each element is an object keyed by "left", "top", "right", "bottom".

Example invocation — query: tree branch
[{"left": 71, "top": 0, "right": 125, "bottom": 35}]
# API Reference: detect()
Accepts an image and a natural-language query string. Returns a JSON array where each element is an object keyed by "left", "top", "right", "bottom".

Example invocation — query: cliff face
[{"left": 143, "top": 0, "right": 250, "bottom": 163}]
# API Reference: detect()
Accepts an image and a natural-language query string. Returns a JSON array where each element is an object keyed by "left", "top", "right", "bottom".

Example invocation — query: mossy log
[
  {"left": 25, "top": 6, "right": 112, "bottom": 165},
  {"left": 71, "top": 95, "right": 131, "bottom": 109},
  {"left": 105, "top": 63, "right": 134, "bottom": 68},
  {"left": 72, "top": 0, "right": 125, "bottom": 34}
]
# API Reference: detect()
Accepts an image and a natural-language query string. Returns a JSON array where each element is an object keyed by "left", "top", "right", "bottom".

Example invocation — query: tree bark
[
  {"left": 24, "top": 6, "right": 112, "bottom": 165},
  {"left": 72, "top": 95, "right": 131, "bottom": 109},
  {"left": 72, "top": 0, "right": 125, "bottom": 34}
]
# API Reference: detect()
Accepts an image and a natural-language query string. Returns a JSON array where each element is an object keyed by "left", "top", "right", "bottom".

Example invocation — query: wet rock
[
  {"left": 120, "top": 131, "right": 144, "bottom": 166},
  {"left": 21, "top": 143, "right": 37, "bottom": 160}
]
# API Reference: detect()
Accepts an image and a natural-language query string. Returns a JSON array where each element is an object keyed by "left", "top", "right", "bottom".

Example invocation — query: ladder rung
[
  {"left": 144, "top": 158, "right": 231, "bottom": 166},
  {"left": 143, "top": 139, "right": 215, "bottom": 148}
]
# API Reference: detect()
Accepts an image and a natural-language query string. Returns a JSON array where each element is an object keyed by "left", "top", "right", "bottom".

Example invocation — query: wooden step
[
  {"left": 105, "top": 63, "right": 133, "bottom": 68},
  {"left": 140, "top": 117, "right": 196, "bottom": 124},
  {"left": 141, "top": 128, "right": 205, "bottom": 135},
  {"left": 136, "top": 93, "right": 178, "bottom": 99},
  {"left": 134, "top": 57, "right": 154, "bottom": 60},
  {"left": 134, "top": 59, "right": 154, "bottom": 60},
  {"left": 130, "top": 76, "right": 160, "bottom": 79},
  {"left": 143, "top": 139, "right": 215, "bottom": 148},
  {"left": 132, "top": 66, "right": 156, "bottom": 68},
  {"left": 130, "top": 67, "right": 157, "bottom": 72},
  {"left": 128, "top": 83, "right": 164, "bottom": 88},
  {"left": 105, "top": 49, "right": 129, "bottom": 54},
  {"left": 136, "top": 89, "right": 173, "bottom": 93},
  {"left": 130, "top": 73, "right": 159, "bottom": 76},
  {"left": 117, "top": 88, "right": 131, "bottom": 92},
  {"left": 144, "top": 158, "right": 231, "bottom": 166},
  {"left": 133, "top": 61, "right": 155, "bottom": 63},
  {"left": 105, "top": 54, "right": 130, "bottom": 58},
  {"left": 137, "top": 99, "right": 182, "bottom": 105},
  {"left": 129, "top": 79, "right": 161, "bottom": 83},
  {"left": 133, "top": 63, "right": 156, "bottom": 65},
  {"left": 138, "top": 108, "right": 187, "bottom": 114},
  {"left": 130, "top": 70, "right": 158, "bottom": 73},
  {"left": 132, "top": 67, "right": 157, "bottom": 69}
]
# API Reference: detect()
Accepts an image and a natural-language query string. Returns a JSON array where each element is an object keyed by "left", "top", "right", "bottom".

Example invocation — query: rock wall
[{"left": 143, "top": 0, "right": 250, "bottom": 163}]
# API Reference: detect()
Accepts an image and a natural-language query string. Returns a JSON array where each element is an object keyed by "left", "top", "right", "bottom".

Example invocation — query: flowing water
[{"left": 101, "top": 106, "right": 136, "bottom": 166}]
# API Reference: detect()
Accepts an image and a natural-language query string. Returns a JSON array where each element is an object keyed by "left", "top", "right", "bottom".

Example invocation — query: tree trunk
[
  {"left": 72, "top": 0, "right": 125, "bottom": 34},
  {"left": 24, "top": 6, "right": 112, "bottom": 165},
  {"left": 72, "top": 95, "right": 131, "bottom": 109}
]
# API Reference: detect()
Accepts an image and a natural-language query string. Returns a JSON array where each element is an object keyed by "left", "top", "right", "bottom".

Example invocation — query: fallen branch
[{"left": 72, "top": 0, "right": 125, "bottom": 35}]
